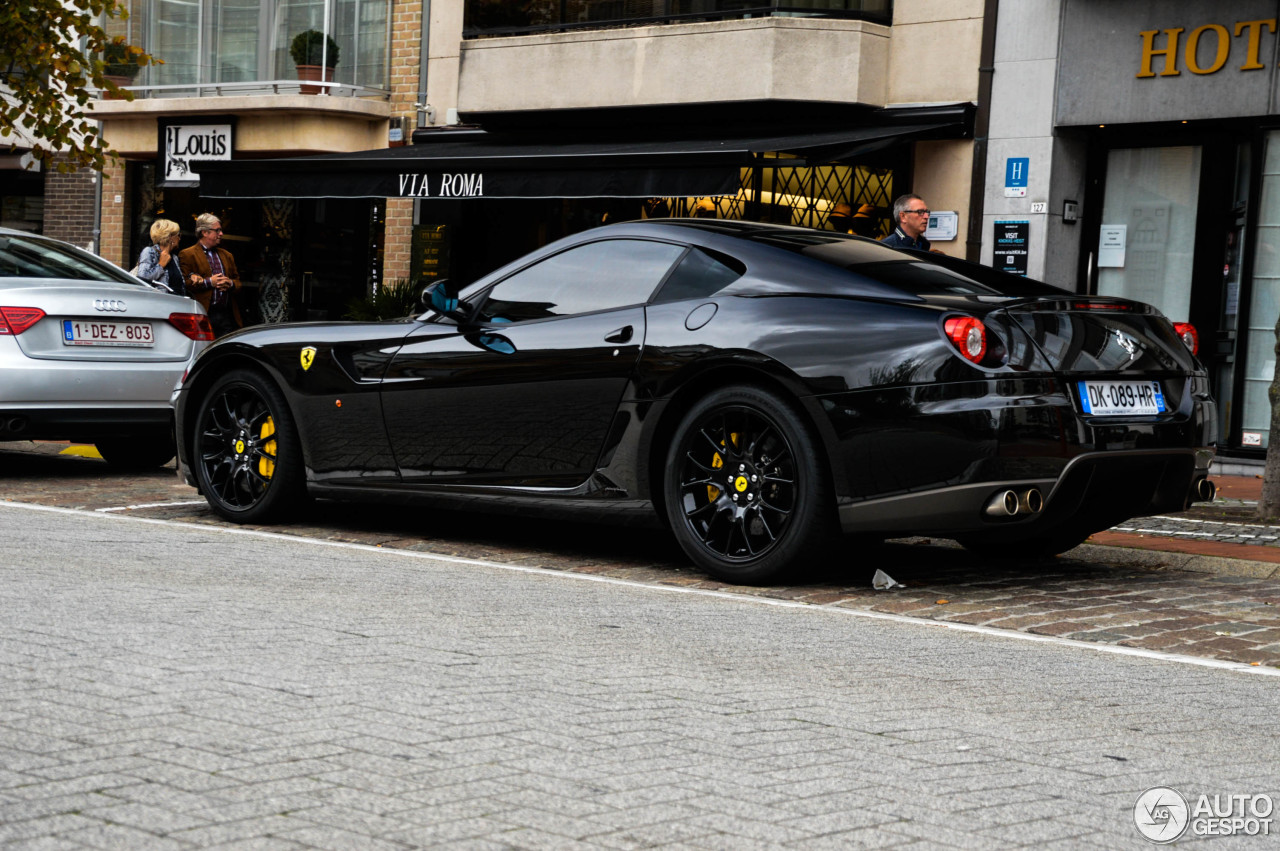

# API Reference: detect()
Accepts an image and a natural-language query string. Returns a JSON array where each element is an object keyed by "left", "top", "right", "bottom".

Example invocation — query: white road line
[
  {"left": 96, "top": 500, "right": 209, "bottom": 513},
  {"left": 4, "top": 499, "right": 1278, "bottom": 678}
]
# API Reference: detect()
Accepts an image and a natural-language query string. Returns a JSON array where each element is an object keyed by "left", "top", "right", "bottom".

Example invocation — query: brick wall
[
  {"left": 42, "top": 157, "right": 99, "bottom": 251},
  {"left": 383, "top": 0, "right": 423, "bottom": 287},
  {"left": 384, "top": 199, "right": 414, "bottom": 283},
  {"left": 390, "top": 0, "right": 423, "bottom": 119},
  {"left": 97, "top": 160, "right": 129, "bottom": 268}
]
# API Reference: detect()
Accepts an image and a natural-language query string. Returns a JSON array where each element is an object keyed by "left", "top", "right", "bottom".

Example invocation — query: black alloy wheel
[
  {"left": 192, "top": 369, "right": 304, "bottom": 523},
  {"left": 664, "top": 385, "right": 835, "bottom": 584}
]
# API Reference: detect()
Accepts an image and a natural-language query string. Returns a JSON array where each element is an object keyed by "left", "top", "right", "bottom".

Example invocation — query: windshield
[{"left": 0, "top": 233, "right": 143, "bottom": 283}]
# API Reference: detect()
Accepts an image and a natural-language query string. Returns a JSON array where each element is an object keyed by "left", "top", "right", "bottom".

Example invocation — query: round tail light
[
  {"left": 1172, "top": 322, "right": 1199, "bottom": 356},
  {"left": 944, "top": 316, "right": 987, "bottom": 364}
]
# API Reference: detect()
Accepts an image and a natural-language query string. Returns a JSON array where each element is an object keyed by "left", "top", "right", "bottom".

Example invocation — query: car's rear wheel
[
  {"left": 192, "top": 368, "right": 304, "bottom": 523},
  {"left": 664, "top": 385, "right": 835, "bottom": 584},
  {"left": 95, "top": 435, "right": 175, "bottom": 470}
]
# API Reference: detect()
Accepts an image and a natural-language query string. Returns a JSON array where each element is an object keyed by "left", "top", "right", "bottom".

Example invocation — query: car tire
[
  {"left": 95, "top": 436, "right": 175, "bottom": 470},
  {"left": 192, "top": 368, "right": 305, "bottom": 524},
  {"left": 663, "top": 385, "right": 836, "bottom": 584}
]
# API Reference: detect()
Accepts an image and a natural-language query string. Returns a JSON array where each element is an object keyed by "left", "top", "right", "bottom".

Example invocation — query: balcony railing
[
  {"left": 95, "top": 80, "right": 390, "bottom": 100},
  {"left": 463, "top": 0, "right": 891, "bottom": 38}
]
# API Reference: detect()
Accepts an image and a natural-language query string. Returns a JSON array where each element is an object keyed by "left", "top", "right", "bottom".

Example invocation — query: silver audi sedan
[{"left": 0, "top": 228, "right": 213, "bottom": 468}]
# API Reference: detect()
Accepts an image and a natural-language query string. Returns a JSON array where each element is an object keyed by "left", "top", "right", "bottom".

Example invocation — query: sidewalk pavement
[
  {"left": 1086, "top": 471, "right": 1280, "bottom": 576},
  {"left": 7, "top": 440, "right": 1280, "bottom": 579}
]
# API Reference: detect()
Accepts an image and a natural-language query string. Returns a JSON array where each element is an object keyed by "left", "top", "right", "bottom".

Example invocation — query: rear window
[
  {"left": 651, "top": 247, "right": 745, "bottom": 303},
  {"left": 743, "top": 231, "right": 1062, "bottom": 298},
  {"left": 0, "top": 233, "right": 141, "bottom": 283}
]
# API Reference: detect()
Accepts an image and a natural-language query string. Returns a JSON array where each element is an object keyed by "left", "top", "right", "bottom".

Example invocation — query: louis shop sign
[{"left": 160, "top": 122, "right": 233, "bottom": 187}]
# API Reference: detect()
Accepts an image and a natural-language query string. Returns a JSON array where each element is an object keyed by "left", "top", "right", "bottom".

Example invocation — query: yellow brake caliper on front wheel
[
  {"left": 259, "top": 417, "right": 276, "bottom": 479},
  {"left": 706, "top": 432, "right": 739, "bottom": 502}
]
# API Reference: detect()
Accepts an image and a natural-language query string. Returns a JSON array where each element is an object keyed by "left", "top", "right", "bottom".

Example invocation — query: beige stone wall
[
  {"left": 911, "top": 139, "right": 973, "bottom": 259},
  {"left": 91, "top": 97, "right": 391, "bottom": 157},
  {"left": 424, "top": 0, "right": 463, "bottom": 124},
  {"left": 457, "top": 19, "right": 891, "bottom": 114},
  {"left": 888, "top": 0, "right": 985, "bottom": 105}
]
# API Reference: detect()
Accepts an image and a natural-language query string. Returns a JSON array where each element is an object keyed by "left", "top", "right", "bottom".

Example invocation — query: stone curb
[{"left": 1066, "top": 541, "right": 1280, "bottom": 580}]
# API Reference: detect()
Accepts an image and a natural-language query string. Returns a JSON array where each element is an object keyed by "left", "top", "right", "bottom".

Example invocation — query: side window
[
  {"left": 650, "top": 247, "right": 745, "bottom": 304},
  {"left": 480, "top": 239, "right": 685, "bottom": 322}
]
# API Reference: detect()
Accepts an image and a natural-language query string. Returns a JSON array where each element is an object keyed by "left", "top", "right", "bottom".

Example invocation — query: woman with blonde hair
[{"left": 134, "top": 218, "right": 187, "bottom": 295}]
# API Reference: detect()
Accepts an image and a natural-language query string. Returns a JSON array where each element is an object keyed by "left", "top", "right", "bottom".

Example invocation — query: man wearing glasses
[
  {"left": 880, "top": 194, "right": 933, "bottom": 251},
  {"left": 180, "top": 213, "right": 244, "bottom": 337}
]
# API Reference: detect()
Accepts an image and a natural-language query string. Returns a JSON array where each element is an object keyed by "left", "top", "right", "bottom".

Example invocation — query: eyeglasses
[
  {"left": 206, "top": 228, "right": 223, "bottom": 233},
  {"left": 907, "top": 209, "right": 931, "bottom": 217}
]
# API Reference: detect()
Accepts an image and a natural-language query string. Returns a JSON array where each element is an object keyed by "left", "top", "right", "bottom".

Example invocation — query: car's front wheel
[
  {"left": 192, "top": 368, "right": 304, "bottom": 523},
  {"left": 663, "top": 385, "right": 835, "bottom": 584}
]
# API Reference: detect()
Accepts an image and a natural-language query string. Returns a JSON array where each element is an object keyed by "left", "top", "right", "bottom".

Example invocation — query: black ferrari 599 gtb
[{"left": 175, "top": 219, "right": 1217, "bottom": 583}]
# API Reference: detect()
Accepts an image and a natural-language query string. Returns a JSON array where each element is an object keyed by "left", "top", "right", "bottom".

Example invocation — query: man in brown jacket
[{"left": 179, "top": 213, "right": 243, "bottom": 337}]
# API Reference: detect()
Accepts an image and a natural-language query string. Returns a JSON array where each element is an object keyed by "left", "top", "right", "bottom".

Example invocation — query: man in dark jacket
[{"left": 880, "top": 194, "right": 932, "bottom": 251}]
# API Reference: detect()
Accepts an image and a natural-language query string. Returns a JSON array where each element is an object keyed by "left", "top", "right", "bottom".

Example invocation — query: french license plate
[
  {"left": 62, "top": 319, "right": 155, "bottom": 347},
  {"left": 1077, "top": 380, "right": 1165, "bottom": 416}
]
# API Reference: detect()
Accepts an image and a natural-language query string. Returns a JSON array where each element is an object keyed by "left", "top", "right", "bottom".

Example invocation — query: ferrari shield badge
[{"left": 300, "top": 346, "right": 317, "bottom": 371}]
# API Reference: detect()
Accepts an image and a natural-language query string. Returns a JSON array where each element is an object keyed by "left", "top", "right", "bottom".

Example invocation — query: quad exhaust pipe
[
  {"left": 1192, "top": 477, "right": 1216, "bottom": 504},
  {"left": 0, "top": 416, "right": 27, "bottom": 434},
  {"left": 984, "top": 488, "right": 1045, "bottom": 518}
]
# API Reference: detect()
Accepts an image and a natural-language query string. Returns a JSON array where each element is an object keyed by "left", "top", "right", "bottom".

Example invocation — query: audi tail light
[
  {"left": 1172, "top": 322, "right": 1199, "bottom": 356},
  {"left": 944, "top": 316, "right": 988, "bottom": 364},
  {"left": 169, "top": 313, "right": 215, "bottom": 341},
  {"left": 0, "top": 306, "right": 45, "bottom": 335}
]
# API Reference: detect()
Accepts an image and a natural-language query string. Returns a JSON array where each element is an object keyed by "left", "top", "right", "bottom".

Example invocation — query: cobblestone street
[{"left": 4, "top": 442, "right": 1280, "bottom": 671}]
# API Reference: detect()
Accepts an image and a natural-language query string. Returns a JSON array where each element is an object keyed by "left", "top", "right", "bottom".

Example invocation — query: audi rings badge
[{"left": 94, "top": 299, "right": 127, "bottom": 312}]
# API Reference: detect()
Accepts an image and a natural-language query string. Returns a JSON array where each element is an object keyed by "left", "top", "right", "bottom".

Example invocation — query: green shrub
[
  {"left": 342, "top": 279, "right": 424, "bottom": 321},
  {"left": 290, "top": 30, "right": 340, "bottom": 67}
]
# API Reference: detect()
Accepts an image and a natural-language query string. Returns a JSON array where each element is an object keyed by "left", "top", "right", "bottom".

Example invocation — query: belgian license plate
[
  {"left": 1078, "top": 380, "right": 1165, "bottom": 416},
  {"left": 62, "top": 319, "right": 155, "bottom": 347}
]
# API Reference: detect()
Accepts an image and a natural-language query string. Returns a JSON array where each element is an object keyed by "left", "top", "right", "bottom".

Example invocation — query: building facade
[
  {"left": 984, "top": 0, "right": 1280, "bottom": 459},
  {"left": 32, "top": 0, "right": 990, "bottom": 325}
]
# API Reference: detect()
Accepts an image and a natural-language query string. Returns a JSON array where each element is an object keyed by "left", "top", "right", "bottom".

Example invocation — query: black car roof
[{"left": 633, "top": 219, "right": 1066, "bottom": 300}]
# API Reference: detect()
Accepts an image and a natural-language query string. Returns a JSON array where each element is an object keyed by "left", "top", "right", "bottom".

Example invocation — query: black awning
[{"left": 198, "top": 105, "right": 971, "bottom": 200}]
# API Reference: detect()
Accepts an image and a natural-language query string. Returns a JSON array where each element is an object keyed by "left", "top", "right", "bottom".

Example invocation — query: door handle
[{"left": 605, "top": 325, "right": 633, "bottom": 344}]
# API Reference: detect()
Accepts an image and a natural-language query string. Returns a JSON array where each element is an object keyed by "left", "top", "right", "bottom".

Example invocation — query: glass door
[{"left": 1097, "top": 147, "right": 1201, "bottom": 322}]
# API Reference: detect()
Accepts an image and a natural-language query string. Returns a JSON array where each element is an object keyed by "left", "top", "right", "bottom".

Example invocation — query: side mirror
[{"left": 422, "top": 280, "right": 473, "bottom": 323}]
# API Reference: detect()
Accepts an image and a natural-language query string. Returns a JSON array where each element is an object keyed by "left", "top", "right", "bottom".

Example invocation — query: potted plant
[
  {"left": 100, "top": 41, "right": 142, "bottom": 98},
  {"left": 290, "top": 29, "right": 340, "bottom": 94}
]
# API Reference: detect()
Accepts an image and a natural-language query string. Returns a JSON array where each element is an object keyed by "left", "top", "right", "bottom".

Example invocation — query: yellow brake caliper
[
  {"left": 258, "top": 417, "right": 277, "bottom": 479},
  {"left": 706, "top": 432, "right": 739, "bottom": 502}
]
